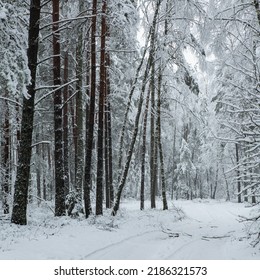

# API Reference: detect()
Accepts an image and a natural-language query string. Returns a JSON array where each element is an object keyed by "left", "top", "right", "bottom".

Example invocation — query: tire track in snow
[
  {"left": 163, "top": 203, "right": 246, "bottom": 259},
  {"left": 82, "top": 229, "right": 161, "bottom": 259}
]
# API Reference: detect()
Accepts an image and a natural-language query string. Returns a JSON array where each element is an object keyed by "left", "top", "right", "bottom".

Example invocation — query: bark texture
[
  {"left": 11, "top": 0, "right": 41, "bottom": 225},
  {"left": 52, "top": 0, "right": 66, "bottom": 216}
]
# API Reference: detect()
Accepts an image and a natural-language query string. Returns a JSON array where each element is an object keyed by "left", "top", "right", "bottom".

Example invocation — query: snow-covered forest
[{"left": 0, "top": 0, "right": 260, "bottom": 259}]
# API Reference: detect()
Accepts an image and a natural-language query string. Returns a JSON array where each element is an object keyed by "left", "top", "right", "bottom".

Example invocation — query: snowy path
[
  {"left": 0, "top": 200, "right": 259, "bottom": 259},
  {"left": 81, "top": 200, "right": 259, "bottom": 260}
]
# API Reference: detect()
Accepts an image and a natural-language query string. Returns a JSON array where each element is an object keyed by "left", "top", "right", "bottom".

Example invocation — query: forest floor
[{"left": 0, "top": 199, "right": 259, "bottom": 259}]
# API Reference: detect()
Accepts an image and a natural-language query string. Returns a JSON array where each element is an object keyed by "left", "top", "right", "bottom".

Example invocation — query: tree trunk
[
  {"left": 149, "top": 1, "right": 162, "bottom": 209},
  {"left": 96, "top": 0, "right": 107, "bottom": 216},
  {"left": 84, "top": 0, "right": 97, "bottom": 218},
  {"left": 212, "top": 162, "right": 218, "bottom": 199},
  {"left": 63, "top": 51, "right": 70, "bottom": 197},
  {"left": 104, "top": 52, "right": 113, "bottom": 208},
  {"left": 11, "top": 0, "right": 41, "bottom": 225},
  {"left": 243, "top": 147, "right": 249, "bottom": 203},
  {"left": 52, "top": 0, "right": 66, "bottom": 216},
  {"left": 2, "top": 99, "right": 10, "bottom": 214},
  {"left": 36, "top": 132, "right": 41, "bottom": 206},
  {"left": 105, "top": 110, "right": 110, "bottom": 208},
  {"left": 70, "top": 98, "right": 77, "bottom": 185},
  {"left": 235, "top": 143, "right": 242, "bottom": 203},
  {"left": 150, "top": 60, "right": 156, "bottom": 209},
  {"left": 253, "top": 0, "right": 260, "bottom": 26},
  {"left": 75, "top": 0, "right": 85, "bottom": 209},
  {"left": 157, "top": 68, "right": 168, "bottom": 210},
  {"left": 107, "top": 100, "right": 114, "bottom": 207},
  {"left": 140, "top": 91, "right": 150, "bottom": 210},
  {"left": 84, "top": 24, "right": 90, "bottom": 197},
  {"left": 106, "top": 53, "right": 114, "bottom": 207}
]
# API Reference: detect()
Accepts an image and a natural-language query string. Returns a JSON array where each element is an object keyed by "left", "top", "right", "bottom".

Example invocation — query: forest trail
[
  {"left": 82, "top": 200, "right": 258, "bottom": 260},
  {"left": 0, "top": 200, "right": 259, "bottom": 259},
  {"left": 161, "top": 200, "right": 251, "bottom": 259}
]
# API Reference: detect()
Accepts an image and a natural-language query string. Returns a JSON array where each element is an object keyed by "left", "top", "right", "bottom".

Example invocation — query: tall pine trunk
[
  {"left": 52, "top": 0, "right": 66, "bottom": 216},
  {"left": 63, "top": 51, "right": 70, "bottom": 197},
  {"left": 140, "top": 91, "right": 150, "bottom": 210},
  {"left": 11, "top": 0, "right": 41, "bottom": 225},
  {"left": 150, "top": 62, "right": 156, "bottom": 209},
  {"left": 2, "top": 99, "right": 10, "bottom": 214},
  {"left": 96, "top": 0, "right": 107, "bottom": 216},
  {"left": 75, "top": 0, "right": 85, "bottom": 208},
  {"left": 157, "top": 68, "right": 168, "bottom": 210},
  {"left": 105, "top": 52, "right": 114, "bottom": 208},
  {"left": 84, "top": 0, "right": 97, "bottom": 218}
]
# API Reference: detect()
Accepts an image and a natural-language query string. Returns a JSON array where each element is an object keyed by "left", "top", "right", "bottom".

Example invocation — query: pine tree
[
  {"left": 2, "top": 98, "right": 10, "bottom": 214},
  {"left": 96, "top": 0, "right": 107, "bottom": 216},
  {"left": 11, "top": 0, "right": 41, "bottom": 225},
  {"left": 52, "top": 0, "right": 66, "bottom": 216},
  {"left": 84, "top": 0, "right": 97, "bottom": 218}
]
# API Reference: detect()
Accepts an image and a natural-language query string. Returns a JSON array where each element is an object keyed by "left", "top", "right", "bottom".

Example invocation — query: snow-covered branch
[
  {"left": 0, "top": 96, "right": 22, "bottom": 107},
  {"left": 35, "top": 79, "right": 78, "bottom": 106}
]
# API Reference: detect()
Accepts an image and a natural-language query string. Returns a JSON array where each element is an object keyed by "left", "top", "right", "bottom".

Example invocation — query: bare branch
[
  {"left": 0, "top": 97, "right": 22, "bottom": 107},
  {"left": 31, "top": 141, "right": 51, "bottom": 148}
]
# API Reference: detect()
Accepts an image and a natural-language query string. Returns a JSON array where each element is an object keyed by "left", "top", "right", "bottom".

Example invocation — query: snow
[
  {"left": 0, "top": 6, "right": 7, "bottom": 20},
  {"left": 0, "top": 199, "right": 259, "bottom": 260}
]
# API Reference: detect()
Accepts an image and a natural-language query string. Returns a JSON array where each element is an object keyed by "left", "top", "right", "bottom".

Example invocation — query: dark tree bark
[
  {"left": 52, "top": 0, "right": 66, "bottom": 216},
  {"left": 96, "top": 0, "right": 107, "bottom": 215},
  {"left": 254, "top": 0, "right": 260, "bottom": 26},
  {"left": 157, "top": 68, "right": 168, "bottom": 210},
  {"left": 105, "top": 52, "right": 114, "bottom": 208},
  {"left": 84, "top": 0, "right": 97, "bottom": 218},
  {"left": 11, "top": 0, "right": 41, "bottom": 225},
  {"left": 105, "top": 108, "right": 110, "bottom": 209},
  {"left": 104, "top": 69, "right": 110, "bottom": 208},
  {"left": 107, "top": 99, "right": 114, "bottom": 207},
  {"left": 149, "top": 0, "right": 161, "bottom": 209},
  {"left": 75, "top": 0, "right": 85, "bottom": 207},
  {"left": 84, "top": 27, "right": 90, "bottom": 185},
  {"left": 150, "top": 62, "right": 157, "bottom": 209},
  {"left": 63, "top": 51, "right": 70, "bottom": 197},
  {"left": 140, "top": 91, "right": 150, "bottom": 210}
]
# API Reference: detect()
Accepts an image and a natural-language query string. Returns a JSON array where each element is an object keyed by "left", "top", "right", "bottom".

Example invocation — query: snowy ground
[{"left": 0, "top": 199, "right": 259, "bottom": 260}]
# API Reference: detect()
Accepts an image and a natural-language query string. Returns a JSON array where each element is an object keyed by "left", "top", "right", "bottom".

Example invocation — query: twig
[
  {"left": 201, "top": 235, "right": 231, "bottom": 239},
  {"left": 161, "top": 227, "right": 192, "bottom": 238}
]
